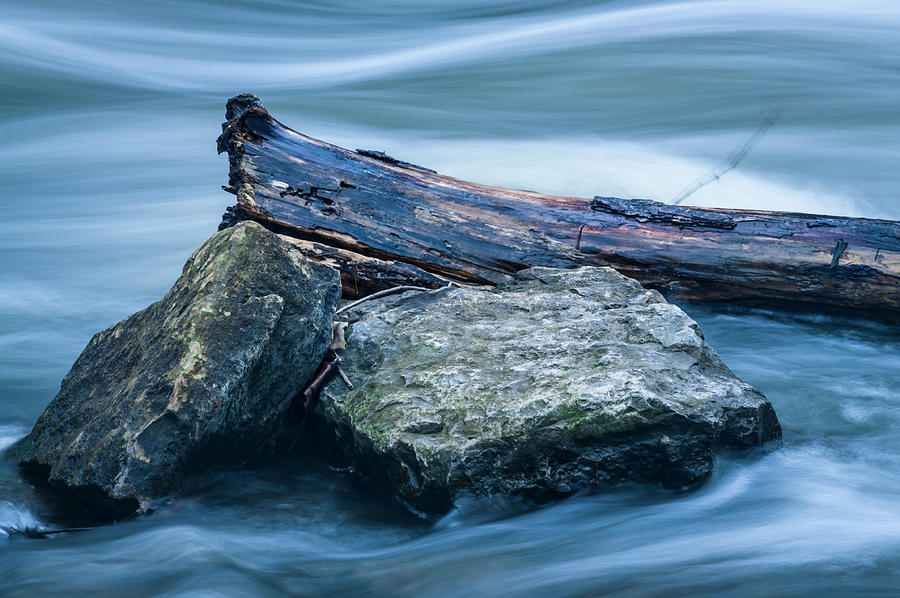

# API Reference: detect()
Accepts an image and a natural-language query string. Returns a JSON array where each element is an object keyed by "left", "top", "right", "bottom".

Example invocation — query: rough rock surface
[
  {"left": 320, "top": 266, "right": 781, "bottom": 514},
  {"left": 7, "top": 221, "right": 341, "bottom": 512}
]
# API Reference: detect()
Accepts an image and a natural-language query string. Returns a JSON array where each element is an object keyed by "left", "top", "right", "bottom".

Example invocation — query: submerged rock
[
  {"left": 7, "top": 221, "right": 341, "bottom": 513},
  {"left": 319, "top": 267, "right": 781, "bottom": 515}
]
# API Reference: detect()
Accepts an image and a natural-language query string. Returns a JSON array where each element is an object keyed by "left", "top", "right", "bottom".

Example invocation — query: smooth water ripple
[{"left": 1, "top": 1, "right": 899, "bottom": 596}]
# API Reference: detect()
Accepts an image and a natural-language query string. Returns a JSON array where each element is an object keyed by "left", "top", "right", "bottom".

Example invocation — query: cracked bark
[{"left": 217, "top": 94, "right": 900, "bottom": 324}]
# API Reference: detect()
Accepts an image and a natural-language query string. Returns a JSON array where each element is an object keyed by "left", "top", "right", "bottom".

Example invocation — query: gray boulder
[
  {"left": 7, "top": 221, "right": 341, "bottom": 512},
  {"left": 319, "top": 267, "right": 781, "bottom": 514}
]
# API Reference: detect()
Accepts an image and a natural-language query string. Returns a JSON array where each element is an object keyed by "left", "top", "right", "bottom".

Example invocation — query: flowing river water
[{"left": 1, "top": 1, "right": 899, "bottom": 596}]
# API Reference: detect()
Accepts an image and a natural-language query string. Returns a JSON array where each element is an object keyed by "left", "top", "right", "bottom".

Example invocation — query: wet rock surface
[
  {"left": 319, "top": 267, "right": 781, "bottom": 515},
  {"left": 7, "top": 221, "right": 341, "bottom": 512}
]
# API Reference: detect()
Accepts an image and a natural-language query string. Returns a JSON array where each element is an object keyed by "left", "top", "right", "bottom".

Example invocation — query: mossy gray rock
[
  {"left": 7, "top": 221, "right": 341, "bottom": 512},
  {"left": 320, "top": 267, "right": 781, "bottom": 515}
]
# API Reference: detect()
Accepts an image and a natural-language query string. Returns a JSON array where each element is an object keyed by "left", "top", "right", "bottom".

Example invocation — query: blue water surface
[{"left": 1, "top": 2, "right": 899, "bottom": 596}]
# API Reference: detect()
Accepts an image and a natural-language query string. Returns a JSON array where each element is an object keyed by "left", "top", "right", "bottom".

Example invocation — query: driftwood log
[{"left": 218, "top": 94, "right": 900, "bottom": 323}]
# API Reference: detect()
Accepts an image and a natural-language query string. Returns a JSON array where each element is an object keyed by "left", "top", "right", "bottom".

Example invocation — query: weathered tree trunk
[{"left": 218, "top": 94, "right": 900, "bottom": 323}]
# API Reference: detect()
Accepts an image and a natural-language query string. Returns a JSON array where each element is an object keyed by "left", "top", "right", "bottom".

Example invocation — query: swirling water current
[{"left": 1, "top": 1, "right": 899, "bottom": 596}]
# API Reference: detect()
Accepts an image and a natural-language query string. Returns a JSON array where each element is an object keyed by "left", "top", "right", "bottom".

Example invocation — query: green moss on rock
[
  {"left": 319, "top": 266, "right": 781, "bottom": 515},
  {"left": 7, "top": 222, "right": 342, "bottom": 511}
]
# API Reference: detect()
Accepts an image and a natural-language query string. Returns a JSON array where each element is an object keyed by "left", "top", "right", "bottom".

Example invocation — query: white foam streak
[
  {"left": 2, "top": 0, "right": 900, "bottom": 90},
  {"left": 0, "top": 501, "right": 41, "bottom": 540},
  {"left": 0, "top": 424, "right": 26, "bottom": 452}
]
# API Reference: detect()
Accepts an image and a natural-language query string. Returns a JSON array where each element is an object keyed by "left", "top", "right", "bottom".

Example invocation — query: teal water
[{"left": 2, "top": 2, "right": 900, "bottom": 596}]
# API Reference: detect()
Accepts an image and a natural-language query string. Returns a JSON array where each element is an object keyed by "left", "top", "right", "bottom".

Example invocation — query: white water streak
[{"left": 1, "top": 1, "right": 899, "bottom": 90}]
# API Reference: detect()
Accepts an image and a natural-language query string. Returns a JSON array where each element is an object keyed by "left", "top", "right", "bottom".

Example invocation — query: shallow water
[{"left": 1, "top": 1, "right": 899, "bottom": 596}]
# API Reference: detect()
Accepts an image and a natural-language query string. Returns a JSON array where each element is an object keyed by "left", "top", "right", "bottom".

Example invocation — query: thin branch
[
  {"left": 671, "top": 105, "right": 787, "bottom": 206},
  {"left": 334, "top": 285, "right": 432, "bottom": 316},
  {"left": 336, "top": 365, "right": 354, "bottom": 389},
  {"left": 302, "top": 350, "right": 343, "bottom": 409},
  {"left": 8, "top": 526, "right": 93, "bottom": 538}
]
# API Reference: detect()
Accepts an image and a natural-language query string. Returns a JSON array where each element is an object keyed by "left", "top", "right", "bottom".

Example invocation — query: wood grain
[{"left": 218, "top": 94, "right": 900, "bottom": 323}]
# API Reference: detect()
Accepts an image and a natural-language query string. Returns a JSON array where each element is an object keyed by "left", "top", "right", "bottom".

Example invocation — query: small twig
[
  {"left": 292, "top": 282, "right": 470, "bottom": 442},
  {"left": 336, "top": 365, "right": 353, "bottom": 389},
  {"left": 829, "top": 238, "right": 848, "bottom": 273},
  {"left": 575, "top": 224, "right": 586, "bottom": 251},
  {"left": 302, "top": 350, "right": 342, "bottom": 409},
  {"left": 8, "top": 500, "right": 155, "bottom": 539},
  {"left": 9, "top": 526, "right": 93, "bottom": 538},
  {"left": 334, "top": 285, "right": 432, "bottom": 316},
  {"left": 289, "top": 346, "right": 350, "bottom": 452},
  {"left": 672, "top": 105, "right": 787, "bottom": 206},
  {"left": 289, "top": 348, "right": 344, "bottom": 452}
]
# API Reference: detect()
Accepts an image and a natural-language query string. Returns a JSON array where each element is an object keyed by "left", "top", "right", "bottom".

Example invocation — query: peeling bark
[{"left": 217, "top": 94, "right": 900, "bottom": 323}]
